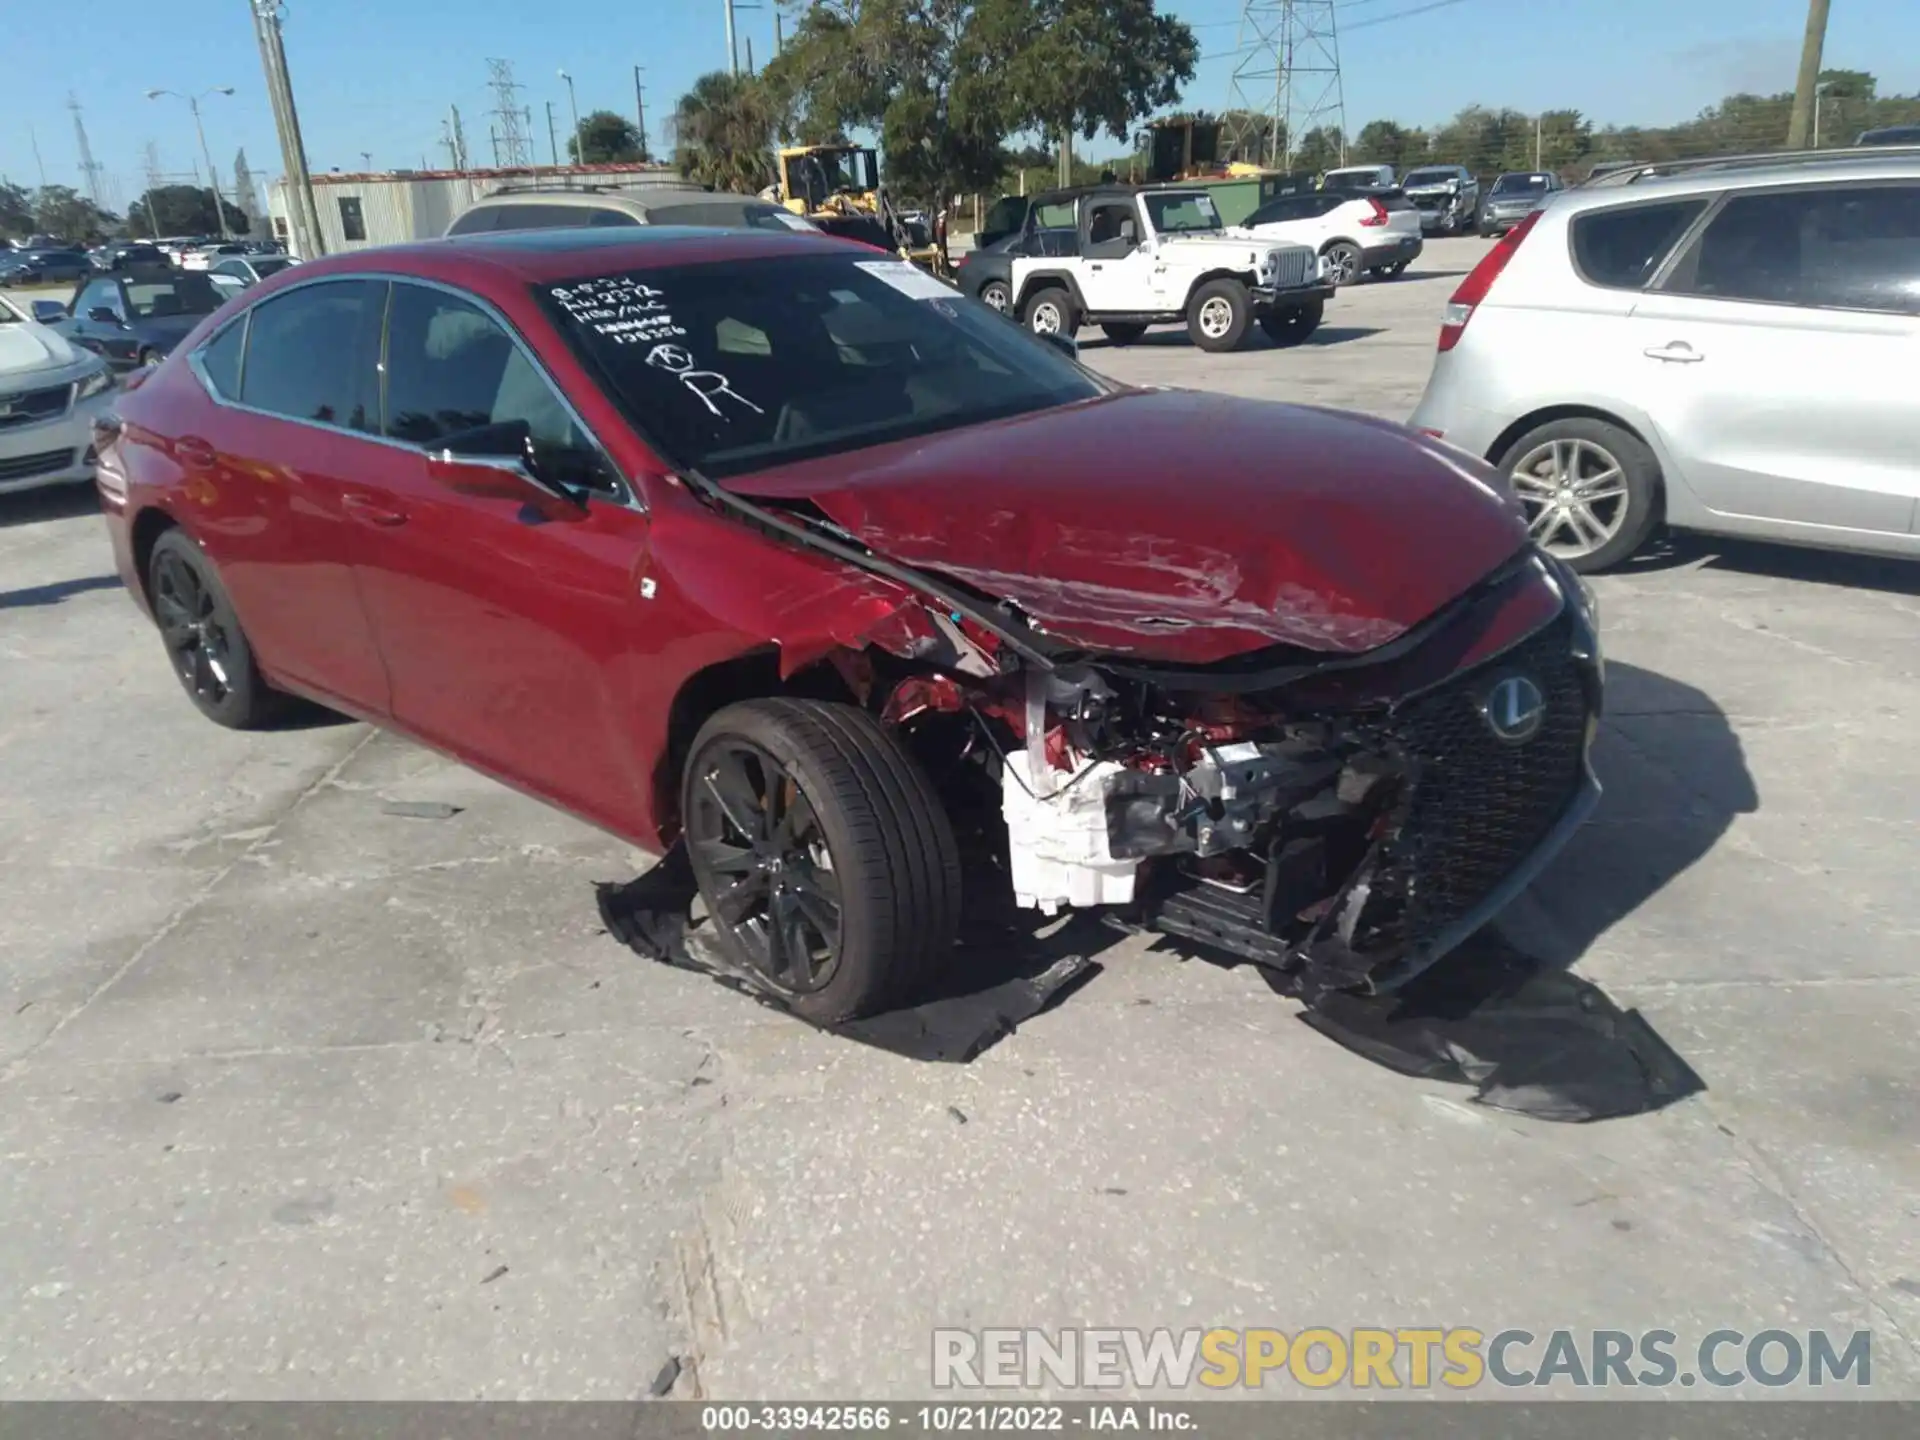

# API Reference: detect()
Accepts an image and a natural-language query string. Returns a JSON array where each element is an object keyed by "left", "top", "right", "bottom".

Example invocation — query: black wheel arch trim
[{"left": 1014, "top": 269, "right": 1087, "bottom": 314}]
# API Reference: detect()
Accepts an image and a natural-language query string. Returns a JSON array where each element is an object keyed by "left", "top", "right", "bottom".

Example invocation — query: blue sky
[{"left": 6, "top": 0, "right": 1917, "bottom": 213}]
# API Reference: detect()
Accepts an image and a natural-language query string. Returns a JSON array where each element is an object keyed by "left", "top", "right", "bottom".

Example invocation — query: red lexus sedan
[{"left": 96, "top": 227, "right": 1603, "bottom": 1022}]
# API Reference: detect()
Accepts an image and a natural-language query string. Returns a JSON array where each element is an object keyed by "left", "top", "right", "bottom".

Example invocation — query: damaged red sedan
[{"left": 96, "top": 227, "right": 1602, "bottom": 1022}]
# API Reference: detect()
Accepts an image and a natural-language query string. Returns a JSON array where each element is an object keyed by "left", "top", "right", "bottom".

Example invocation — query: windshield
[
  {"left": 1492, "top": 173, "right": 1551, "bottom": 195},
  {"left": 1143, "top": 192, "right": 1221, "bottom": 233},
  {"left": 1403, "top": 168, "right": 1456, "bottom": 186},
  {"left": 541, "top": 253, "right": 1103, "bottom": 480},
  {"left": 124, "top": 273, "right": 224, "bottom": 320}
]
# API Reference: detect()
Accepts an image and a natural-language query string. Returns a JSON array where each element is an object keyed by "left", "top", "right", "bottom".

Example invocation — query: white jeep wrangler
[{"left": 1002, "top": 186, "right": 1331, "bottom": 353}]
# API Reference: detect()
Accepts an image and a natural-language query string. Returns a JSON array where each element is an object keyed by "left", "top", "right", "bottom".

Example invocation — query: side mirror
[
  {"left": 1037, "top": 331, "right": 1079, "bottom": 361},
  {"left": 425, "top": 450, "right": 587, "bottom": 522},
  {"left": 31, "top": 300, "right": 66, "bottom": 323},
  {"left": 87, "top": 306, "right": 121, "bottom": 325},
  {"left": 1119, "top": 218, "right": 1138, "bottom": 244}
]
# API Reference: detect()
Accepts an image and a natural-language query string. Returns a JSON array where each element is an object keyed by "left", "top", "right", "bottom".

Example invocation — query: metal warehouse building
[{"left": 267, "top": 163, "right": 689, "bottom": 255}]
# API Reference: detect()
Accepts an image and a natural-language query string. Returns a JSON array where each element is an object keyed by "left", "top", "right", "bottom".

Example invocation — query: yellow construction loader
[{"left": 772, "top": 143, "right": 950, "bottom": 277}]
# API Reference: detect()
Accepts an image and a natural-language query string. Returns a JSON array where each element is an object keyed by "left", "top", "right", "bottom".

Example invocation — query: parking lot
[{"left": 3, "top": 234, "right": 1919, "bottom": 1400}]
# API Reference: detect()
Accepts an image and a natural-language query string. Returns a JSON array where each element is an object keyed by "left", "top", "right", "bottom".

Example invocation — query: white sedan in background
[
  {"left": 181, "top": 242, "right": 252, "bottom": 272},
  {"left": 0, "top": 293, "right": 117, "bottom": 495},
  {"left": 1239, "top": 187, "right": 1426, "bottom": 285}
]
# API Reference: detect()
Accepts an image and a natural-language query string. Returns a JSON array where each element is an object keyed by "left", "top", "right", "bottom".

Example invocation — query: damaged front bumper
[{"left": 991, "top": 549, "right": 1604, "bottom": 1000}]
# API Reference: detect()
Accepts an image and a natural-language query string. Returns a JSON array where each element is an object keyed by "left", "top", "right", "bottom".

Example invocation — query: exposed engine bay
[{"left": 848, "top": 551, "right": 1603, "bottom": 1001}]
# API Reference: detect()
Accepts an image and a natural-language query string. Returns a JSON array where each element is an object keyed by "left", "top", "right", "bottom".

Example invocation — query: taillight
[
  {"left": 1438, "top": 209, "right": 1540, "bottom": 352},
  {"left": 1359, "top": 196, "right": 1389, "bottom": 228}
]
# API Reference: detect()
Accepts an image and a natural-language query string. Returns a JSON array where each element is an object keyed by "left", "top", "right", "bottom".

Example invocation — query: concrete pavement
[{"left": 2, "top": 237, "right": 1917, "bottom": 1399}]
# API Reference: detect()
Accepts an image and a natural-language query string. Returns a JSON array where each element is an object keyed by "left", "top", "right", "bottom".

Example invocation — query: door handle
[
  {"left": 175, "top": 436, "right": 216, "bottom": 469},
  {"left": 341, "top": 493, "right": 409, "bottom": 527},
  {"left": 1644, "top": 341, "right": 1705, "bottom": 363}
]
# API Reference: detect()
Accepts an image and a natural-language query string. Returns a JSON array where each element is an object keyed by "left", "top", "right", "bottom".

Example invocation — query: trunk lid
[{"left": 722, "top": 390, "right": 1528, "bottom": 664}]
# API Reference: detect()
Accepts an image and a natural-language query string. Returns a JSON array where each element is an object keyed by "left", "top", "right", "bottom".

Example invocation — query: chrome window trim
[{"left": 183, "top": 268, "right": 640, "bottom": 511}]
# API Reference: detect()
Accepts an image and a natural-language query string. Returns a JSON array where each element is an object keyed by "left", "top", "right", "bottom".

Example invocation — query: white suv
[
  {"left": 1241, "top": 188, "right": 1424, "bottom": 285},
  {"left": 1410, "top": 149, "right": 1920, "bottom": 571}
]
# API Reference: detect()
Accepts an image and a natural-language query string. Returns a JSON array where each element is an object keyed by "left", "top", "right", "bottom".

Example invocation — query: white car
[
  {"left": 1240, "top": 188, "right": 1426, "bottom": 285},
  {"left": 1002, "top": 185, "right": 1331, "bottom": 352},
  {"left": 181, "top": 242, "right": 251, "bottom": 272},
  {"left": 0, "top": 293, "right": 118, "bottom": 495},
  {"left": 1410, "top": 149, "right": 1920, "bottom": 571}
]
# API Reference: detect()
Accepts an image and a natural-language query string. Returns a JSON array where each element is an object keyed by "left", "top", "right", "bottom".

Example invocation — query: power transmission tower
[
  {"left": 487, "top": 59, "right": 534, "bottom": 167},
  {"left": 1223, "top": 1, "right": 1347, "bottom": 170},
  {"left": 69, "top": 93, "right": 105, "bottom": 209}
]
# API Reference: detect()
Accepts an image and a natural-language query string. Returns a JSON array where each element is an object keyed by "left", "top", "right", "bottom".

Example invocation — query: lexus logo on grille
[{"left": 1481, "top": 674, "right": 1547, "bottom": 744}]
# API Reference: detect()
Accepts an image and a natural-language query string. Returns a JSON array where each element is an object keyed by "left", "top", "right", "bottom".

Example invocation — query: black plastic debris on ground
[
  {"left": 1297, "top": 934, "right": 1706, "bottom": 1122},
  {"left": 594, "top": 843, "right": 1097, "bottom": 1064}
]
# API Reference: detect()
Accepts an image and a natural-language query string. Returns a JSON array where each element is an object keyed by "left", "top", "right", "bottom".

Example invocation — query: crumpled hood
[
  {"left": 0, "top": 322, "right": 87, "bottom": 380},
  {"left": 723, "top": 390, "right": 1528, "bottom": 665}
]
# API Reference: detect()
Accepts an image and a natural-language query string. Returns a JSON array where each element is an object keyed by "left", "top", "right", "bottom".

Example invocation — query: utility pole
[
  {"left": 69, "top": 94, "right": 105, "bottom": 210},
  {"left": 1786, "top": 0, "right": 1832, "bottom": 149},
  {"left": 449, "top": 105, "right": 468, "bottom": 170},
  {"left": 558, "top": 70, "right": 580, "bottom": 164},
  {"left": 147, "top": 89, "right": 238, "bottom": 238},
  {"left": 142, "top": 142, "right": 165, "bottom": 236},
  {"left": 28, "top": 124, "right": 48, "bottom": 189},
  {"left": 633, "top": 66, "right": 648, "bottom": 159},
  {"left": 249, "top": 0, "right": 323, "bottom": 258},
  {"left": 1534, "top": 112, "right": 1543, "bottom": 170},
  {"left": 360, "top": 151, "right": 373, "bottom": 170},
  {"left": 726, "top": 0, "right": 738, "bottom": 77},
  {"left": 1813, "top": 80, "right": 1833, "bottom": 148},
  {"left": 547, "top": 102, "right": 560, "bottom": 165}
]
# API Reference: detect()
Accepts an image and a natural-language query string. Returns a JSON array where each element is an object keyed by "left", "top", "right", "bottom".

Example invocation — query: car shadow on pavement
[
  {"left": 598, "top": 662, "right": 1736, "bottom": 1115},
  {"left": 0, "top": 486, "right": 100, "bottom": 528},
  {"left": 1093, "top": 325, "right": 1385, "bottom": 351},
  {"left": 1620, "top": 531, "right": 1920, "bottom": 598},
  {"left": 0, "top": 573, "right": 121, "bottom": 609}
]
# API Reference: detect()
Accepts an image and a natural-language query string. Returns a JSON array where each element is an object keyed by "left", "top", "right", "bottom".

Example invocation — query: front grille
[
  {"left": 0, "top": 447, "right": 77, "bottom": 482},
  {"left": 1411, "top": 195, "right": 1442, "bottom": 211},
  {"left": 1357, "top": 618, "right": 1589, "bottom": 952},
  {"left": 1267, "top": 247, "right": 1314, "bottom": 289},
  {"left": 0, "top": 381, "right": 72, "bottom": 430}
]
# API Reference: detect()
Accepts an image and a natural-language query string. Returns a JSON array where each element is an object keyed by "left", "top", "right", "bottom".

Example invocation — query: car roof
[
  {"left": 1551, "top": 149, "right": 1920, "bottom": 212},
  {"left": 289, "top": 225, "right": 858, "bottom": 289}
]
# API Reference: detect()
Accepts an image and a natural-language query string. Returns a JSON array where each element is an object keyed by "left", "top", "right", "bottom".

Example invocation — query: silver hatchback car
[{"left": 1411, "top": 149, "right": 1920, "bottom": 571}]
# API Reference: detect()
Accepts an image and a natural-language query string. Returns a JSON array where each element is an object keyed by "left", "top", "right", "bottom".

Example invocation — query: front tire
[
  {"left": 1320, "top": 240, "right": 1362, "bottom": 287},
  {"left": 1186, "top": 278, "right": 1252, "bottom": 352},
  {"left": 1497, "top": 417, "right": 1662, "bottom": 573},
  {"left": 147, "top": 529, "right": 289, "bottom": 729},
  {"left": 681, "top": 699, "right": 962, "bottom": 1024},
  {"left": 1258, "top": 300, "right": 1323, "bottom": 346},
  {"left": 1021, "top": 286, "right": 1079, "bottom": 340},
  {"left": 1101, "top": 321, "right": 1148, "bottom": 346}
]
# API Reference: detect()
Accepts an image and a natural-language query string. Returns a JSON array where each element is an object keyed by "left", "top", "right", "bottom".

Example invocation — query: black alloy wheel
[
  {"left": 147, "top": 529, "right": 286, "bottom": 728},
  {"left": 686, "top": 736, "right": 845, "bottom": 998}
]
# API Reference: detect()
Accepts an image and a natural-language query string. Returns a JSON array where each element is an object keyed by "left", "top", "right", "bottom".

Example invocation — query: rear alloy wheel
[
  {"left": 139, "top": 349, "right": 163, "bottom": 369},
  {"left": 147, "top": 529, "right": 289, "bottom": 729},
  {"left": 1021, "top": 286, "right": 1079, "bottom": 340},
  {"left": 1258, "top": 300, "right": 1323, "bottom": 346},
  {"left": 977, "top": 278, "right": 1011, "bottom": 314},
  {"left": 1101, "top": 321, "right": 1148, "bottom": 346},
  {"left": 1499, "top": 418, "right": 1662, "bottom": 573},
  {"left": 1320, "top": 240, "right": 1362, "bottom": 287},
  {"left": 1186, "top": 278, "right": 1252, "bottom": 352},
  {"left": 682, "top": 699, "right": 961, "bottom": 1024}
]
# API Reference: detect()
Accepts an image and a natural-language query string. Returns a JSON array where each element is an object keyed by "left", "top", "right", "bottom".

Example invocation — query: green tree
[
  {"left": 1291, "top": 126, "right": 1343, "bottom": 175},
  {"left": 125, "top": 185, "right": 246, "bottom": 238},
  {"left": 32, "top": 185, "right": 116, "bottom": 242},
  {"left": 567, "top": 110, "right": 649, "bottom": 165},
  {"left": 671, "top": 71, "right": 784, "bottom": 192},
  {"left": 1351, "top": 119, "right": 1429, "bottom": 171},
  {"left": 996, "top": 0, "right": 1197, "bottom": 153},
  {"left": 0, "top": 181, "right": 34, "bottom": 240}
]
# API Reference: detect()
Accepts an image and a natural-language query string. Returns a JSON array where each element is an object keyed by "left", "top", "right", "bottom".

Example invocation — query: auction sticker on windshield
[{"left": 853, "top": 260, "right": 960, "bottom": 303}]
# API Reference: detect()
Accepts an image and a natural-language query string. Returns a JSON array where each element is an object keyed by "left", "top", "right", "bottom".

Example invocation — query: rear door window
[
  {"left": 1570, "top": 199, "right": 1708, "bottom": 290},
  {"left": 239, "top": 278, "right": 383, "bottom": 431},
  {"left": 197, "top": 319, "right": 246, "bottom": 400},
  {"left": 1663, "top": 183, "right": 1920, "bottom": 315}
]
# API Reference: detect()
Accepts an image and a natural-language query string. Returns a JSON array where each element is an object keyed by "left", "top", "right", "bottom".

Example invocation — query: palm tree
[{"left": 672, "top": 72, "right": 781, "bottom": 192}]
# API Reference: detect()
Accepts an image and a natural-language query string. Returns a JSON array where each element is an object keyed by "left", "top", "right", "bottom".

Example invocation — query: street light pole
[
  {"left": 558, "top": 70, "right": 580, "bottom": 165},
  {"left": 1813, "top": 80, "right": 1832, "bottom": 149},
  {"left": 148, "top": 86, "right": 237, "bottom": 238}
]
